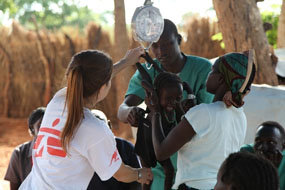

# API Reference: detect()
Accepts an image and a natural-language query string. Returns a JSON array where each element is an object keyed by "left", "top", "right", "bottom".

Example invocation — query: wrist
[
  {"left": 187, "top": 94, "right": 196, "bottom": 100},
  {"left": 137, "top": 169, "right": 142, "bottom": 181}
]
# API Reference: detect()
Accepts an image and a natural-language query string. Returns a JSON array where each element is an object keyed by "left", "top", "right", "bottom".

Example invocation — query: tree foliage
[
  {"left": 0, "top": 0, "right": 112, "bottom": 29},
  {"left": 261, "top": 11, "right": 279, "bottom": 48}
]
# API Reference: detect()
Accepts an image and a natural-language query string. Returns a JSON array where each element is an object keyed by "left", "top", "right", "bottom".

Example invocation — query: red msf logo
[
  {"left": 33, "top": 118, "right": 66, "bottom": 158},
  {"left": 109, "top": 150, "right": 119, "bottom": 166}
]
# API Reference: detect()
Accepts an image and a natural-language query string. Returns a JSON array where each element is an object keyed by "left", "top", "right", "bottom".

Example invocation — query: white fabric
[
  {"left": 275, "top": 48, "right": 285, "bottom": 77},
  {"left": 243, "top": 84, "right": 285, "bottom": 144},
  {"left": 173, "top": 101, "right": 247, "bottom": 189},
  {"left": 19, "top": 88, "right": 121, "bottom": 190}
]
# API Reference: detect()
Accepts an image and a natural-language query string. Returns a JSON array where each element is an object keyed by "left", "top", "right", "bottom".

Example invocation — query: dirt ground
[{"left": 0, "top": 118, "right": 31, "bottom": 190}]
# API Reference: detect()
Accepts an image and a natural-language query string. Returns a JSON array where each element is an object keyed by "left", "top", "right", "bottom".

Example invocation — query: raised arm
[
  {"left": 152, "top": 113, "right": 196, "bottom": 161},
  {"left": 111, "top": 47, "right": 144, "bottom": 79}
]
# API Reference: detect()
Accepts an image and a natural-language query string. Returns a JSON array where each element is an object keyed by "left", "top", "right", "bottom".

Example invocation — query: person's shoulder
[
  {"left": 81, "top": 109, "right": 112, "bottom": 136},
  {"left": 47, "top": 88, "right": 66, "bottom": 108},
  {"left": 16, "top": 141, "right": 33, "bottom": 151},
  {"left": 185, "top": 54, "right": 212, "bottom": 68},
  {"left": 187, "top": 103, "right": 209, "bottom": 115},
  {"left": 115, "top": 137, "right": 134, "bottom": 149},
  {"left": 11, "top": 141, "right": 32, "bottom": 158},
  {"left": 240, "top": 144, "right": 254, "bottom": 153}
]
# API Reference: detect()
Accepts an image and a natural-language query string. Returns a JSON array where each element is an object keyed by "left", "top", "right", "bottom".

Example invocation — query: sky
[
  {"left": 0, "top": 0, "right": 283, "bottom": 26},
  {"left": 84, "top": 0, "right": 283, "bottom": 25}
]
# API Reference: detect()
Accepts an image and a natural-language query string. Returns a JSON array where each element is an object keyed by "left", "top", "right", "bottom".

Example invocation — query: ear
[
  {"left": 177, "top": 34, "right": 182, "bottom": 45},
  {"left": 218, "top": 74, "right": 225, "bottom": 85}
]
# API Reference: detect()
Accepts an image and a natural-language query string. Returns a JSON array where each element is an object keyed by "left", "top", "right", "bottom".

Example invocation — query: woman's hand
[
  {"left": 123, "top": 46, "right": 145, "bottom": 66},
  {"left": 137, "top": 167, "right": 153, "bottom": 184}
]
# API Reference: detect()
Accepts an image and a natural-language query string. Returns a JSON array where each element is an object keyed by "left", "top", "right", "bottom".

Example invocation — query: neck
[
  {"left": 163, "top": 110, "right": 176, "bottom": 123},
  {"left": 163, "top": 53, "right": 185, "bottom": 73},
  {"left": 83, "top": 97, "right": 97, "bottom": 110},
  {"left": 213, "top": 85, "right": 228, "bottom": 102}
]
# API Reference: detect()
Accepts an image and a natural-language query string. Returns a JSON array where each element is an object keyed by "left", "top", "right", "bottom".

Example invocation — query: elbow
[{"left": 155, "top": 150, "right": 168, "bottom": 161}]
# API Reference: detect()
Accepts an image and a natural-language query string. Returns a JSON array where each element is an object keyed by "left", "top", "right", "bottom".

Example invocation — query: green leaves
[{"left": 1, "top": 0, "right": 111, "bottom": 30}]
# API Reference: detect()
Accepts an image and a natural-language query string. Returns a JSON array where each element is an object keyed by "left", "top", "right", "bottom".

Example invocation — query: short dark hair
[
  {"left": 257, "top": 121, "right": 285, "bottom": 143},
  {"left": 162, "top": 19, "right": 182, "bottom": 45},
  {"left": 28, "top": 107, "right": 45, "bottom": 135},
  {"left": 221, "top": 152, "right": 279, "bottom": 190}
]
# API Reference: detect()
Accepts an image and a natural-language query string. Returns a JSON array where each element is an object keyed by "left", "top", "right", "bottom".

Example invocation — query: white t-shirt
[
  {"left": 173, "top": 101, "right": 246, "bottom": 189},
  {"left": 19, "top": 88, "right": 122, "bottom": 190}
]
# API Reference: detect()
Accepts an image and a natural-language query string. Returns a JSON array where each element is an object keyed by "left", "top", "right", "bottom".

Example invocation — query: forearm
[
  {"left": 112, "top": 58, "right": 129, "bottom": 79},
  {"left": 151, "top": 112, "right": 168, "bottom": 161},
  {"left": 111, "top": 46, "right": 144, "bottom": 79},
  {"left": 117, "top": 102, "right": 132, "bottom": 123},
  {"left": 175, "top": 104, "right": 185, "bottom": 123},
  {"left": 113, "top": 163, "right": 140, "bottom": 183}
]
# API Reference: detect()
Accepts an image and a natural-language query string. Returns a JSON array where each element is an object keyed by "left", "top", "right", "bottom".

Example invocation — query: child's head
[
  {"left": 62, "top": 50, "right": 113, "bottom": 152},
  {"left": 207, "top": 49, "right": 256, "bottom": 107},
  {"left": 254, "top": 121, "right": 285, "bottom": 167},
  {"left": 28, "top": 107, "right": 45, "bottom": 137},
  {"left": 153, "top": 72, "right": 183, "bottom": 112},
  {"left": 215, "top": 152, "right": 279, "bottom": 190}
]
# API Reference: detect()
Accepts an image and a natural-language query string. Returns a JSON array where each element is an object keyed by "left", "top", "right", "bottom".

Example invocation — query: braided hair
[
  {"left": 221, "top": 152, "right": 279, "bottom": 190},
  {"left": 153, "top": 72, "right": 182, "bottom": 96}
]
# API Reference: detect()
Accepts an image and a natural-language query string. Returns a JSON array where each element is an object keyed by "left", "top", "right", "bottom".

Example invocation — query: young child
[
  {"left": 135, "top": 71, "right": 194, "bottom": 190},
  {"left": 19, "top": 48, "right": 153, "bottom": 190},
  {"left": 215, "top": 152, "right": 279, "bottom": 190},
  {"left": 5, "top": 107, "right": 45, "bottom": 190},
  {"left": 143, "top": 50, "right": 256, "bottom": 189}
]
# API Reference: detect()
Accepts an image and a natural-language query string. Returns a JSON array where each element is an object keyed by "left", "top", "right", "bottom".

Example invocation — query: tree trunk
[
  {"left": 113, "top": 0, "right": 134, "bottom": 140},
  {"left": 213, "top": 0, "right": 278, "bottom": 85},
  {"left": 277, "top": 0, "right": 285, "bottom": 48}
]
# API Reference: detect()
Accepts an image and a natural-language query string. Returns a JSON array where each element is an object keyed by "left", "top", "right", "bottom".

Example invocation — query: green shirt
[
  {"left": 240, "top": 144, "right": 285, "bottom": 190},
  {"left": 126, "top": 55, "right": 214, "bottom": 190},
  {"left": 126, "top": 55, "right": 214, "bottom": 105}
]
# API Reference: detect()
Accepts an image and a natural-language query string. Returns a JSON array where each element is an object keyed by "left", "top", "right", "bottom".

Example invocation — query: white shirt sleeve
[
  {"left": 86, "top": 129, "right": 122, "bottom": 181},
  {"left": 184, "top": 104, "right": 211, "bottom": 137}
]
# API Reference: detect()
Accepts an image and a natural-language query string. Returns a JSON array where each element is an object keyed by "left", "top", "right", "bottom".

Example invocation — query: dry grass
[
  {"left": 181, "top": 16, "right": 225, "bottom": 59},
  {"left": 0, "top": 118, "right": 31, "bottom": 190}
]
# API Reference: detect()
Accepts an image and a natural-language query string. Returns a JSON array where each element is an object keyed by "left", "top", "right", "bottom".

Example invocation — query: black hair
[
  {"left": 258, "top": 121, "right": 285, "bottom": 143},
  {"left": 221, "top": 152, "right": 279, "bottom": 190},
  {"left": 162, "top": 19, "right": 182, "bottom": 45},
  {"left": 153, "top": 72, "right": 183, "bottom": 96},
  {"left": 28, "top": 107, "right": 45, "bottom": 135}
]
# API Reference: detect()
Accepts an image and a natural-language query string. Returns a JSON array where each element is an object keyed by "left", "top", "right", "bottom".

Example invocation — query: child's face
[
  {"left": 32, "top": 117, "right": 43, "bottom": 137},
  {"left": 206, "top": 61, "right": 223, "bottom": 94},
  {"left": 159, "top": 83, "right": 183, "bottom": 113}
]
